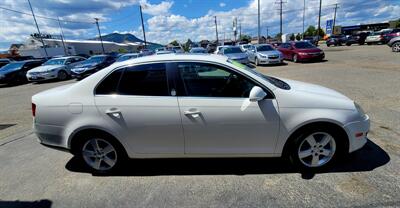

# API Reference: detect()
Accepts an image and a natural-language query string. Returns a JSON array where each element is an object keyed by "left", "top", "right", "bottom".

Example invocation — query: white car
[
  {"left": 239, "top": 44, "right": 252, "bottom": 52},
  {"left": 26, "top": 56, "right": 86, "bottom": 81},
  {"left": 32, "top": 54, "right": 369, "bottom": 173},
  {"left": 214, "top": 46, "right": 225, "bottom": 54}
]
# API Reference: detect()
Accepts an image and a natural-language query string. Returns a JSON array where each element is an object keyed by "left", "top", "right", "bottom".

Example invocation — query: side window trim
[{"left": 171, "top": 61, "right": 274, "bottom": 99}]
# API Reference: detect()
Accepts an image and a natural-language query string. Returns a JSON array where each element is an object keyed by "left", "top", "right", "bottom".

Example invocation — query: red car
[{"left": 278, "top": 41, "right": 325, "bottom": 63}]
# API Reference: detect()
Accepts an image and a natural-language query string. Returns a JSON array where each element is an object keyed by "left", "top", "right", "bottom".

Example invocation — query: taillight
[{"left": 32, "top": 103, "right": 36, "bottom": 117}]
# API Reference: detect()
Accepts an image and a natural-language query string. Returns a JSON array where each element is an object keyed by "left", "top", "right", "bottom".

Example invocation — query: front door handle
[
  {"left": 184, "top": 109, "right": 201, "bottom": 118},
  {"left": 106, "top": 108, "right": 121, "bottom": 118}
]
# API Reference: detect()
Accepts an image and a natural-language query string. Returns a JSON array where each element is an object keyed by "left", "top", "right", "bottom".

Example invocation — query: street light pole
[
  {"left": 94, "top": 18, "right": 105, "bottom": 54},
  {"left": 257, "top": 0, "right": 261, "bottom": 44},
  {"left": 27, "top": 0, "right": 48, "bottom": 58},
  {"left": 317, "top": 0, "right": 322, "bottom": 45},
  {"left": 57, "top": 17, "right": 67, "bottom": 55},
  {"left": 140, "top": 5, "right": 147, "bottom": 49}
]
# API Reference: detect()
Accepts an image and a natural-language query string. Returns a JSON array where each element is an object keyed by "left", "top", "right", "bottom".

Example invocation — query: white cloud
[
  {"left": 140, "top": 0, "right": 174, "bottom": 16},
  {"left": 219, "top": 2, "right": 226, "bottom": 7}
]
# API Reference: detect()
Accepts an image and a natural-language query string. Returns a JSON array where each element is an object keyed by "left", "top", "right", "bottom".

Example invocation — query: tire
[
  {"left": 327, "top": 44, "right": 330, "bottom": 47},
  {"left": 367, "top": 43, "right": 372, "bottom": 45},
  {"left": 76, "top": 133, "right": 127, "bottom": 174},
  {"left": 293, "top": 54, "right": 298, "bottom": 63},
  {"left": 392, "top": 42, "right": 400, "bottom": 52},
  {"left": 346, "top": 43, "right": 351, "bottom": 46},
  {"left": 255, "top": 57, "right": 259, "bottom": 66},
  {"left": 57, "top": 70, "right": 68, "bottom": 81},
  {"left": 287, "top": 126, "right": 346, "bottom": 171}
]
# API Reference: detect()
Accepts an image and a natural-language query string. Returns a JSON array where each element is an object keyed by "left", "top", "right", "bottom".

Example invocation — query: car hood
[
  {"left": 276, "top": 78, "right": 355, "bottom": 110},
  {"left": 29, "top": 65, "right": 63, "bottom": 72},
  {"left": 258, "top": 51, "right": 281, "bottom": 56},
  {"left": 225, "top": 53, "right": 248, "bottom": 59},
  {"left": 74, "top": 62, "right": 100, "bottom": 68}
]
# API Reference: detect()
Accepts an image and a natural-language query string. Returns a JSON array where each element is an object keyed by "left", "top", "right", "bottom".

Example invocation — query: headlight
[
  {"left": 298, "top": 52, "right": 308, "bottom": 55},
  {"left": 259, "top": 54, "right": 267, "bottom": 58},
  {"left": 354, "top": 102, "right": 367, "bottom": 118}
]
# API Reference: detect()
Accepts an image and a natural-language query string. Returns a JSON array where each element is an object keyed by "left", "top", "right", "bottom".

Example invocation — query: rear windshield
[{"left": 223, "top": 47, "right": 242, "bottom": 54}]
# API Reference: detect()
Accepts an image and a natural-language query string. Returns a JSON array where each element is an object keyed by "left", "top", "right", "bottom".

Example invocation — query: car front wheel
[
  {"left": 255, "top": 57, "right": 259, "bottom": 66},
  {"left": 293, "top": 54, "right": 298, "bottom": 63},
  {"left": 58, "top": 70, "right": 68, "bottom": 80},
  {"left": 288, "top": 127, "right": 344, "bottom": 171}
]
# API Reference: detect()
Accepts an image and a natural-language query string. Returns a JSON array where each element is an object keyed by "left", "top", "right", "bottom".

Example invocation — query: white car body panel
[{"left": 32, "top": 54, "right": 369, "bottom": 159}]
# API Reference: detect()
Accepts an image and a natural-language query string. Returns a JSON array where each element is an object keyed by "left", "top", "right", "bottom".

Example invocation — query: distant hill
[{"left": 90, "top": 33, "right": 163, "bottom": 50}]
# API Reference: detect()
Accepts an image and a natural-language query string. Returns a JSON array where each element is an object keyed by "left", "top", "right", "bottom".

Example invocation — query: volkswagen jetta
[{"left": 32, "top": 54, "right": 369, "bottom": 173}]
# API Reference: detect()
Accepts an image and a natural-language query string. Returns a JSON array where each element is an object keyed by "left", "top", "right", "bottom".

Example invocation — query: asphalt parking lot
[{"left": 0, "top": 45, "right": 399, "bottom": 207}]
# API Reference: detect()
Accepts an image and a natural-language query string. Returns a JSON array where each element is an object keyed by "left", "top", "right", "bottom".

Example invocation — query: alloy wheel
[
  {"left": 393, "top": 42, "right": 400, "bottom": 52},
  {"left": 58, "top": 71, "right": 67, "bottom": 80},
  {"left": 82, "top": 138, "right": 117, "bottom": 171},
  {"left": 297, "top": 132, "right": 336, "bottom": 168}
]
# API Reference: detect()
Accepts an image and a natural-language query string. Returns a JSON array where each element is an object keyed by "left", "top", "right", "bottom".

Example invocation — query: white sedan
[{"left": 32, "top": 54, "right": 369, "bottom": 173}]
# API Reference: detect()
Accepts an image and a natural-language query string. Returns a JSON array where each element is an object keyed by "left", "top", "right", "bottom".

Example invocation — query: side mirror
[{"left": 249, "top": 86, "right": 267, "bottom": 102}]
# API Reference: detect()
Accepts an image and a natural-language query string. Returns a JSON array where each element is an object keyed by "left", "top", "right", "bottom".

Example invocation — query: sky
[{"left": 0, "top": 0, "right": 399, "bottom": 50}]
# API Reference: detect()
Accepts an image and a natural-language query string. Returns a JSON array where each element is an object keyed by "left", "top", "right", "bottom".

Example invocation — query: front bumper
[
  {"left": 71, "top": 68, "right": 96, "bottom": 79},
  {"left": 344, "top": 115, "right": 370, "bottom": 153},
  {"left": 298, "top": 53, "right": 325, "bottom": 61},
  {"left": 27, "top": 71, "right": 58, "bottom": 81},
  {"left": 257, "top": 56, "right": 283, "bottom": 65}
]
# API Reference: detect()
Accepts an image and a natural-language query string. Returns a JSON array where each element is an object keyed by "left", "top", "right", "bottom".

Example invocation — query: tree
[
  {"left": 295, "top": 33, "right": 301, "bottom": 41},
  {"left": 169, "top": 40, "right": 179, "bottom": 46},
  {"left": 304, "top": 26, "right": 316, "bottom": 37},
  {"left": 289, "top": 33, "right": 295, "bottom": 41},
  {"left": 183, "top": 39, "right": 193, "bottom": 52},
  {"left": 274, "top": 33, "right": 282, "bottom": 40},
  {"left": 239, "top": 34, "right": 251, "bottom": 42}
]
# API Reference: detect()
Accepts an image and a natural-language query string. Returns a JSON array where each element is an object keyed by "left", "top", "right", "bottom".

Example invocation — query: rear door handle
[{"left": 106, "top": 108, "right": 121, "bottom": 118}]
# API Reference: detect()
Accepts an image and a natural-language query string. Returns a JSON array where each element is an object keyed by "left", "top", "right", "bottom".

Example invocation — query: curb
[{"left": 0, "top": 129, "right": 34, "bottom": 147}]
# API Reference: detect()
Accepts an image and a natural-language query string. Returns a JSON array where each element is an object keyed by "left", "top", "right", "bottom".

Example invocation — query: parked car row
[
  {"left": 213, "top": 41, "right": 325, "bottom": 65},
  {"left": 326, "top": 29, "right": 400, "bottom": 47},
  {"left": 0, "top": 51, "right": 151, "bottom": 85}
]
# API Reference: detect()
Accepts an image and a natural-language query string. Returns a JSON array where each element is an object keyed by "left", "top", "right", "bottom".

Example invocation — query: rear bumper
[
  {"left": 34, "top": 122, "right": 68, "bottom": 149},
  {"left": 344, "top": 115, "right": 370, "bottom": 153}
]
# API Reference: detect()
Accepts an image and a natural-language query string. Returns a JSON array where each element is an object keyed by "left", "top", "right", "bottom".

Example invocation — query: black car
[
  {"left": 382, "top": 29, "right": 400, "bottom": 44},
  {"left": 0, "top": 59, "right": 11, "bottom": 68},
  {"left": 71, "top": 55, "right": 116, "bottom": 79},
  {"left": 326, "top": 35, "right": 347, "bottom": 47},
  {"left": 345, "top": 32, "right": 370, "bottom": 46},
  {"left": 0, "top": 60, "right": 44, "bottom": 85}
]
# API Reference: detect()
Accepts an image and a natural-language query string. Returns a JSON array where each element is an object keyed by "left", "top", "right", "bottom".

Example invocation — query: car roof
[{"left": 113, "top": 54, "right": 228, "bottom": 67}]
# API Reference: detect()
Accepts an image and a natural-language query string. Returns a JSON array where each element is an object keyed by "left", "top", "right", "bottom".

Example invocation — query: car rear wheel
[
  {"left": 57, "top": 70, "right": 68, "bottom": 81},
  {"left": 293, "top": 54, "right": 298, "bottom": 63},
  {"left": 78, "top": 136, "right": 126, "bottom": 173},
  {"left": 392, "top": 42, "right": 400, "bottom": 52},
  {"left": 288, "top": 127, "right": 344, "bottom": 171}
]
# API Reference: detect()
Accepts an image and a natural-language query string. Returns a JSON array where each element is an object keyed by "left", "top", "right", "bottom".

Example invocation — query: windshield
[
  {"left": 43, "top": 59, "right": 66, "bottom": 65},
  {"left": 83, "top": 56, "right": 106, "bottom": 64},
  {"left": 117, "top": 54, "right": 138, "bottom": 62},
  {"left": 227, "top": 59, "right": 290, "bottom": 90},
  {"left": 0, "top": 62, "right": 24, "bottom": 71},
  {"left": 223, "top": 47, "right": 242, "bottom": 54},
  {"left": 257, "top": 45, "right": 275, "bottom": 51},
  {"left": 294, "top": 42, "right": 315, "bottom": 49}
]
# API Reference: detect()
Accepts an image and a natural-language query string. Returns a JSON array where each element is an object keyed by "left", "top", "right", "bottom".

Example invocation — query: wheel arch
[
  {"left": 281, "top": 121, "right": 349, "bottom": 158},
  {"left": 68, "top": 127, "right": 127, "bottom": 155}
]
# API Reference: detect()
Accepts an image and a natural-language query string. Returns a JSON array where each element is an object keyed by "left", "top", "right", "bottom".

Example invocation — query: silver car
[
  {"left": 26, "top": 56, "right": 86, "bottom": 81},
  {"left": 33, "top": 54, "right": 369, "bottom": 173},
  {"left": 218, "top": 46, "right": 249, "bottom": 64},
  {"left": 387, "top": 36, "right": 400, "bottom": 52},
  {"left": 247, "top": 44, "right": 283, "bottom": 66}
]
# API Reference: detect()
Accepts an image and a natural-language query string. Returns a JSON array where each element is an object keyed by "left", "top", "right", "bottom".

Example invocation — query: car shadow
[
  {"left": 0, "top": 199, "right": 52, "bottom": 208},
  {"left": 297, "top": 59, "right": 328, "bottom": 64},
  {"left": 65, "top": 139, "right": 389, "bottom": 179}
]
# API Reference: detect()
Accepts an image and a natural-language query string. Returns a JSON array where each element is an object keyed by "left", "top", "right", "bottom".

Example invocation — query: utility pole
[
  {"left": 332, "top": 3, "right": 338, "bottom": 35},
  {"left": 303, "top": 0, "right": 306, "bottom": 39},
  {"left": 275, "top": 0, "right": 286, "bottom": 41},
  {"left": 214, "top": 16, "right": 219, "bottom": 45},
  {"left": 317, "top": 0, "right": 322, "bottom": 45},
  {"left": 140, "top": 5, "right": 147, "bottom": 49},
  {"left": 233, "top": 17, "right": 237, "bottom": 43},
  {"left": 257, "top": 0, "right": 261, "bottom": 43},
  {"left": 57, "top": 17, "right": 67, "bottom": 55},
  {"left": 94, "top": 18, "right": 105, "bottom": 54},
  {"left": 28, "top": 0, "right": 48, "bottom": 58},
  {"left": 239, "top": 21, "right": 242, "bottom": 41},
  {"left": 266, "top": 26, "right": 269, "bottom": 39}
]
